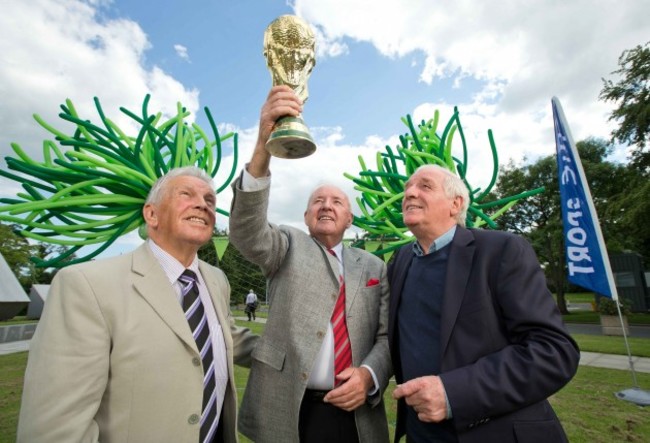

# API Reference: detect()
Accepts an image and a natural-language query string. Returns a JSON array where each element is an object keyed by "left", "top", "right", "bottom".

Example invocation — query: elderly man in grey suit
[
  {"left": 229, "top": 85, "right": 391, "bottom": 443},
  {"left": 17, "top": 166, "right": 258, "bottom": 443}
]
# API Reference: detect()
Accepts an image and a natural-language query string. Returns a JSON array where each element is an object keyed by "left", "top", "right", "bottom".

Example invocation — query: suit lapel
[
  {"left": 440, "top": 227, "right": 475, "bottom": 358},
  {"left": 342, "top": 247, "right": 363, "bottom": 311},
  {"left": 131, "top": 244, "right": 197, "bottom": 352},
  {"left": 318, "top": 239, "right": 347, "bottom": 298},
  {"left": 388, "top": 245, "right": 412, "bottom": 342}
]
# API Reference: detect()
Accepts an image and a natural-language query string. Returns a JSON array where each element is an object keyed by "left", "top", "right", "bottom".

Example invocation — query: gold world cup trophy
[{"left": 263, "top": 15, "right": 317, "bottom": 159}]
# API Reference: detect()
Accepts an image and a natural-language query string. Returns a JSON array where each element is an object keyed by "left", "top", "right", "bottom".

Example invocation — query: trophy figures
[{"left": 263, "top": 15, "right": 317, "bottom": 159}]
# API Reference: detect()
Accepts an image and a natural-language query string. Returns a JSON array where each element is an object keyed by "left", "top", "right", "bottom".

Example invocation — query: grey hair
[
  {"left": 412, "top": 164, "right": 470, "bottom": 227},
  {"left": 145, "top": 166, "right": 215, "bottom": 205}
]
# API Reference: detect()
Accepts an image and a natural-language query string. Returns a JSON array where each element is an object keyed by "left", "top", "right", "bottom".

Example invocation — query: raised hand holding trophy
[{"left": 263, "top": 15, "right": 317, "bottom": 159}]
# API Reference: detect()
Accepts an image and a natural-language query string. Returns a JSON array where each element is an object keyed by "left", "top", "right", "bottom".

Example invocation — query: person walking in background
[
  {"left": 17, "top": 166, "right": 258, "bottom": 443},
  {"left": 245, "top": 289, "right": 258, "bottom": 321},
  {"left": 228, "top": 85, "right": 392, "bottom": 443},
  {"left": 388, "top": 164, "right": 580, "bottom": 442}
]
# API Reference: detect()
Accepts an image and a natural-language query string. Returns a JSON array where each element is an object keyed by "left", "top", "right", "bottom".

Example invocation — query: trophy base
[{"left": 265, "top": 116, "right": 316, "bottom": 159}]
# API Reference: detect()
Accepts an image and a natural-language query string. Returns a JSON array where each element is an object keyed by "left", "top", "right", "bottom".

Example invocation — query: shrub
[{"left": 597, "top": 297, "right": 631, "bottom": 316}]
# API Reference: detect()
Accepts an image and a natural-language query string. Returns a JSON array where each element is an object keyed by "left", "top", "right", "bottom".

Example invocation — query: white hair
[{"left": 145, "top": 166, "right": 214, "bottom": 205}]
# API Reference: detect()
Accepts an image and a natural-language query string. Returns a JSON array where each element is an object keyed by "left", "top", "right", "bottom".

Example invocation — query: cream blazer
[{"left": 17, "top": 243, "right": 257, "bottom": 443}]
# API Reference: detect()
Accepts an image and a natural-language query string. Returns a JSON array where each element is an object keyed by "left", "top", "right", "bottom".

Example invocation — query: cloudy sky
[{"left": 1, "top": 0, "right": 647, "bottom": 259}]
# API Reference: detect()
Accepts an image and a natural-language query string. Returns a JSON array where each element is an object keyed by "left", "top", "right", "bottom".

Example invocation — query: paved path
[
  {"left": 0, "top": 339, "right": 30, "bottom": 355},
  {"left": 567, "top": 323, "right": 650, "bottom": 338},
  {"left": 580, "top": 351, "right": 650, "bottom": 373},
  {"left": 4, "top": 340, "right": 650, "bottom": 374},
  {"left": 3, "top": 319, "right": 649, "bottom": 374}
]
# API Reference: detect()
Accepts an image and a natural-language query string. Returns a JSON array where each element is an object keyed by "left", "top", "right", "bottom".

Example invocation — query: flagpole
[{"left": 552, "top": 97, "right": 649, "bottom": 404}]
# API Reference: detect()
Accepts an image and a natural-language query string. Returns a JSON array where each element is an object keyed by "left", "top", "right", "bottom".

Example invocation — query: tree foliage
[
  {"left": 218, "top": 243, "right": 266, "bottom": 306},
  {"left": 0, "top": 222, "right": 77, "bottom": 291},
  {"left": 492, "top": 139, "right": 641, "bottom": 313},
  {"left": 0, "top": 223, "right": 32, "bottom": 277},
  {"left": 599, "top": 41, "right": 650, "bottom": 173}
]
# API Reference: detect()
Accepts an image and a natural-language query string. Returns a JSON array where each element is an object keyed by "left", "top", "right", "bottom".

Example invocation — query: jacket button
[
  {"left": 301, "top": 372, "right": 308, "bottom": 381},
  {"left": 192, "top": 357, "right": 201, "bottom": 366},
  {"left": 317, "top": 331, "right": 324, "bottom": 339},
  {"left": 188, "top": 414, "right": 200, "bottom": 424}
]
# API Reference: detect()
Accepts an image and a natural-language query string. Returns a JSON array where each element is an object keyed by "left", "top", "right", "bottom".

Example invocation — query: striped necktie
[
  {"left": 179, "top": 270, "right": 218, "bottom": 443},
  {"left": 328, "top": 249, "right": 353, "bottom": 380}
]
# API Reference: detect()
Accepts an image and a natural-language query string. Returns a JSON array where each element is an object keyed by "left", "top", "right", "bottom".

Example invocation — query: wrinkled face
[
  {"left": 304, "top": 185, "right": 353, "bottom": 245},
  {"left": 402, "top": 168, "right": 459, "bottom": 237},
  {"left": 144, "top": 176, "right": 216, "bottom": 258}
]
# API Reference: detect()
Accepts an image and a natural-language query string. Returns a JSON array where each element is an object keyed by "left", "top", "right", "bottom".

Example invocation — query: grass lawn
[
  {"left": 563, "top": 311, "right": 650, "bottom": 326},
  {"left": 0, "top": 352, "right": 26, "bottom": 442},
  {"left": 558, "top": 292, "right": 650, "bottom": 326},
  {"left": 573, "top": 334, "right": 650, "bottom": 357},
  {"left": 0, "top": 316, "right": 37, "bottom": 326},
  {"left": 2, "top": 320, "right": 650, "bottom": 442}
]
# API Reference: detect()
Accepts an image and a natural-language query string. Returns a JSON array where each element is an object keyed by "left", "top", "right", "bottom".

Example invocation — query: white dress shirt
[{"left": 147, "top": 240, "right": 228, "bottom": 423}]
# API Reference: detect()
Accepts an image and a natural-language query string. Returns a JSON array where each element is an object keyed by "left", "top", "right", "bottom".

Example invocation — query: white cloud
[
  {"left": 310, "top": 23, "right": 349, "bottom": 59},
  {"left": 214, "top": 121, "right": 399, "bottom": 237},
  {"left": 0, "top": 0, "right": 200, "bottom": 261},
  {"left": 2, "top": 0, "right": 648, "bottom": 262},
  {"left": 294, "top": 0, "right": 648, "bottom": 165},
  {"left": 173, "top": 44, "right": 191, "bottom": 62},
  {"left": 0, "top": 0, "right": 198, "bottom": 160}
]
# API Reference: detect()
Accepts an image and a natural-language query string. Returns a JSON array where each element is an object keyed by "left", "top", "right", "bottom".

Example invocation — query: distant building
[
  {"left": 0, "top": 252, "right": 30, "bottom": 320},
  {"left": 611, "top": 252, "right": 649, "bottom": 313},
  {"left": 27, "top": 284, "right": 50, "bottom": 319}
]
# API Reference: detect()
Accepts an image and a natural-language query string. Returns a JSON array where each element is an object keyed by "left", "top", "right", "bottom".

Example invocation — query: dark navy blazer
[{"left": 388, "top": 226, "right": 580, "bottom": 443}]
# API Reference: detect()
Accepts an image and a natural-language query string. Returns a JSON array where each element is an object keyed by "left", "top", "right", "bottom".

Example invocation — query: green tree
[
  {"left": 493, "top": 139, "right": 634, "bottom": 313},
  {"left": 604, "top": 174, "right": 650, "bottom": 261},
  {"left": 26, "top": 244, "right": 77, "bottom": 288},
  {"left": 0, "top": 223, "right": 79, "bottom": 291},
  {"left": 599, "top": 41, "right": 650, "bottom": 173},
  {"left": 197, "top": 227, "right": 228, "bottom": 267},
  {"left": 218, "top": 243, "right": 266, "bottom": 306},
  {"left": 0, "top": 223, "right": 32, "bottom": 278},
  {"left": 494, "top": 155, "right": 569, "bottom": 312}
]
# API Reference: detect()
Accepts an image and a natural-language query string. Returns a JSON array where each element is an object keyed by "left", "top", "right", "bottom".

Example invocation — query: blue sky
[
  {"left": 100, "top": 0, "right": 479, "bottom": 146},
  {"left": 1, "top": 0, "right": 648, "bottom": 260}
]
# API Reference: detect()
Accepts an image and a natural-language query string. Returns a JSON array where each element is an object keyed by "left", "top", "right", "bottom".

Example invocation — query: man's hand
[
  {"left": 258, "top": 85, "right": 302, "bottom": 143},
  {"left": 392, "top": 375, "right": 448, "bottom": 422},
  {"left": 323, "top": 366, "right": 373, "bottom": 411},
  {"left": 248, "top": 85, "right": 303, "bottom": 178}
]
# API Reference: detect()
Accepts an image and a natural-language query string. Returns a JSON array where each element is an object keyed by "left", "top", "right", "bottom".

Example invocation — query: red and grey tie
[{"left": 328, "top": 250, "right": 353, "bottom": 380}]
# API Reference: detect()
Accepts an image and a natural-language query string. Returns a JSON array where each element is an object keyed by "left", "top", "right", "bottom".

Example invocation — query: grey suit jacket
[
  {"left": 229, "top": 176, "right": 391, "bottom": 443},
  {"left": 17, "top": 243, "right": 258, "bottom": 443}
]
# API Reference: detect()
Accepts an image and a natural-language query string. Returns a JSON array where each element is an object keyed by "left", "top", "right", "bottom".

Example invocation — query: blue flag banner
[{"left": 552, "top": 97, "right": 616, "bottom": 299}]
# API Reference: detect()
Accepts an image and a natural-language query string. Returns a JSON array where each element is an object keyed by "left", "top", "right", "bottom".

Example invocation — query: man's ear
[
  {"left": 450, "top": 196, "right": 463, "bottom": 216},
  {"left": 142, "top": 203, "right": 158, "bottom": 228}
]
